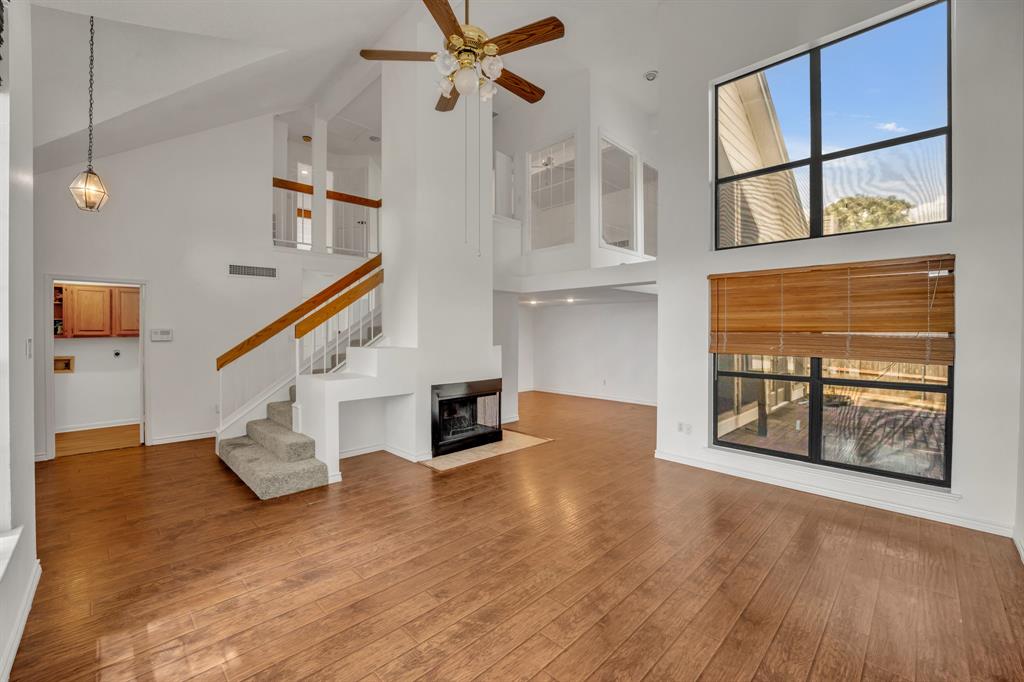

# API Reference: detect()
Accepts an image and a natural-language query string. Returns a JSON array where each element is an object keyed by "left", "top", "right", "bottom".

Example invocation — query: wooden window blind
[{"left": 708, "top": 254, "right": 955, "bottom": 364}]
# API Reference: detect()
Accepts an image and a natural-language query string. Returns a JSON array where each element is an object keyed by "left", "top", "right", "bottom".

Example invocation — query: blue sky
[
  {"left": 765, "top": 1, "right": 948, "bottom": 160},
  {"left": 753, "top": 2, "right": 948, "bottom": 219}
]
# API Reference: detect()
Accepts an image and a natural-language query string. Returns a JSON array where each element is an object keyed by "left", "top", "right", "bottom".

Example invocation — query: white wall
[
  {"left": 34, "top": 115, "right": 362, "bottom": 449},
  {"left": 1, "top": 2, "right": 39, "bottom": 677},
  {"left": 518, "top": 304, "right": 534, "bottom": 392},
  {"left": 655, "top": 0, "right": 1024, "bottom": 536},
  {"left": 492, "top": 292, "right": 519, "bottom": 421},
  {"left": 526, "top": 300, "right": 657, "bottom": 406},
  {"left": 53, "top": 337, "right": 140, "bottom": 431}
]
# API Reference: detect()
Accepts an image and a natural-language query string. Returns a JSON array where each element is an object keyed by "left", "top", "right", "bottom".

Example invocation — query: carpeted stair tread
[
  {"left": 246, "top": 419, "right": 315, "bottom": 462},
  {"left": 217, "top": 438, "right": 326, "bottom": 500}
]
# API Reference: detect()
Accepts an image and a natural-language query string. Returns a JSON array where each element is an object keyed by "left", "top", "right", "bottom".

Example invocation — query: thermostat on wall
[{"left": 150, "top": 329, "right": 173, "bottom": 342}]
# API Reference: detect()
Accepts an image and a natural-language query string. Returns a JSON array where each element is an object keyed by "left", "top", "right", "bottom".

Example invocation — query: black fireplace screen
[{"left": 431, "top": 379, "right": 502, "bottom": 456}]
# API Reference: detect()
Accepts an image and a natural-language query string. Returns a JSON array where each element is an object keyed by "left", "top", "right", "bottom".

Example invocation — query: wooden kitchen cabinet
[
  {"left": 69, "top": 285, "right": 113, "bottom": 337},
  {"left": 112, "top": 287, "right": 140, "bottom": 336},
  {"left": 53, "top": 284, "right": 140, "bottom": 338}
]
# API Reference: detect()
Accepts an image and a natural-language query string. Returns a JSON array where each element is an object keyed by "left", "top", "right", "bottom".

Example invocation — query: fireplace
[{"left": 431, "top": 379, "right": 502, "bottom": 457}]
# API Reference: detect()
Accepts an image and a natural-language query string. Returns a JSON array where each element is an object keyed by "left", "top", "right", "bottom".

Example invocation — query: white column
[{"left": 311, "top": 109, "right": 328, "bottom": 253}]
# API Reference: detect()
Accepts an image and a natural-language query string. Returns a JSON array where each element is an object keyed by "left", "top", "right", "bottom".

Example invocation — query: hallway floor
[{"left": 13, "top": 392, "right": 1024, "bottom": 680}]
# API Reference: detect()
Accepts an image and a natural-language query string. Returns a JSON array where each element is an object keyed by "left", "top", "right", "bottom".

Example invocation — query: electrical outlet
[{"left": 677, "top": 422, "right": 692, "bottom": 435}]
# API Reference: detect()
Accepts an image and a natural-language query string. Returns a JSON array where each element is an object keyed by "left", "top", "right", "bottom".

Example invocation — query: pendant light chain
[{"left": 87, "top": 15, "right": 95, "bottom": 170}]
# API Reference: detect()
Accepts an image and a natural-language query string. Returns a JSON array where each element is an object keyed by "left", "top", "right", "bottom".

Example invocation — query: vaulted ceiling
[{"left": 29, "top": 0, "right": 659, "bottom": 171}]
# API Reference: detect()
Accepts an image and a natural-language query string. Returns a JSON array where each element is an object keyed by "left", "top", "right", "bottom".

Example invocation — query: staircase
[
  {"left": 218, "top": 386, "right": 327, "bottom": 499},
  {"left": 215, "top": 253, "right": 384, "bottom": 499}
]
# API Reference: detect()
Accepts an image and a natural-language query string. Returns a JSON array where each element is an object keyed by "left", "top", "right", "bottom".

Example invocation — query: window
[
  {"left": 600, "top": 138, "right": 636, "bottom": 251},
  {"left": 715, "top": 356, "right": 952, "bottom": 484},
  {"left": 529, "top": 137, "right": 575, "bottom": 250},
  {"left": 714, "top": 1, "right": 950, "bottom": 249},
  {"left": 709, "top": 255, "right": 955, "bottom": 486},
  {"left": 643, "top": 164, "right": 658, "bottom": 257}
]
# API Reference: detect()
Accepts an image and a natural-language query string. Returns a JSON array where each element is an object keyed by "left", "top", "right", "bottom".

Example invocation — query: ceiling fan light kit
[{"left": 361, "top": 0, "right": 564, "bottom": 112}]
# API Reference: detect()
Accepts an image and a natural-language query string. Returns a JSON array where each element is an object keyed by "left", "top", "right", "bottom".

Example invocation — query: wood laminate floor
[
  {"left": 55, "top": 423, "right": 141, "bottom": 458},
  {"left": 13, "top": 392, "right": 1024, "bottom": 681}
]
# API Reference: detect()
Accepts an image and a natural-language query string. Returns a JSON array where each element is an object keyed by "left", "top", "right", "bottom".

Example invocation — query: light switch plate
[{"left": 150, "top": 329, "right": 173, "bottom": 342}]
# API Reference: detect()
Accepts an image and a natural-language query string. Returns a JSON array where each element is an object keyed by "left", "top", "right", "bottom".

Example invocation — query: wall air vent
[{"left": 228, "top": 264, "right": 278, "bottom": 279}]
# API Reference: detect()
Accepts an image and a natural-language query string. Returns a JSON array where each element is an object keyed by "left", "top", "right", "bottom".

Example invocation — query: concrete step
[
  {"left": 266, "top": 400, "right": 293, "bottom": 430},
  {"left": 246, "top": 419, "right": 315, "bottom": 462},
  {"left": 218, "top": 436, "right": 327, "bottom": 500}
]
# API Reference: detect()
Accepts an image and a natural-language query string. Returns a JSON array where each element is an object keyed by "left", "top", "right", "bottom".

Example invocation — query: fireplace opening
[{"left": 431, "top": 379, "right": 502, "bottom": 457}]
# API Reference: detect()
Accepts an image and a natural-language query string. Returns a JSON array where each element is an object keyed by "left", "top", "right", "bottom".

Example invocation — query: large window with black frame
[
  {"left": 714, "top": 0, "right": 950, "bottom": 249},
  {"left": 709, "top": 255, "right": 956, "bottom": 487}
]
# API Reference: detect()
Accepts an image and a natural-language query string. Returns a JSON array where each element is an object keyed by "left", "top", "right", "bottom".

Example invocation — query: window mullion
[
  {"left": 809, "top": 50, "right": 823, "bottom": 239},
  {"left": 809, "top": 357, "right": 823, "bottom": 463}
]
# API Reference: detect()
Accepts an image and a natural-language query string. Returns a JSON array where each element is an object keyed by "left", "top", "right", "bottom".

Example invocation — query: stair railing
[
  {"left": 294, "top": 268, "right": 383, "bottom": 376},
  {"left": 216, "top": 254, "right": 383, "bottom": 432}
]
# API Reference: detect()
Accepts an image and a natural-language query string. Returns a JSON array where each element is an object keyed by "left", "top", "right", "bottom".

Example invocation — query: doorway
[{"left": 46, "top": 278, "right": 146, "bottom": 458}]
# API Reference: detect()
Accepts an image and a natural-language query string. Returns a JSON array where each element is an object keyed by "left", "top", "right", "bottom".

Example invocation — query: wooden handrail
[
  {"left": 326, "top": 189, "right": 382, "bottom": 209},
  {"left": 216, "top": 253, "right": 383, "bottom": 370},
  {"left": 273, "top": 177, "right": 382, "bottom": 208},
  {"left": 273, "top": 177, "right": 313, "bottom": 194},
  {"left": 295, "top": 270, "right": 383, "bottom": 339}
]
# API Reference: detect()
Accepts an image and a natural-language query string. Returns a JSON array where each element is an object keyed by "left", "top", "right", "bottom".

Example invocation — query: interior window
[{"left": 529, "top": 137, "right": 576, "bottom": 250}]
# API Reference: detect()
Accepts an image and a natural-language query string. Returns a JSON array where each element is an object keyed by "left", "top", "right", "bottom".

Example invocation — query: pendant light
[{"left": 68, "top": 16, "right": 109, "bottom": 212}]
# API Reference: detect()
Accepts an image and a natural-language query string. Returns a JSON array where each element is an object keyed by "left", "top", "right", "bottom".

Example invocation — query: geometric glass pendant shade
[
  {"left": 69, "top": 16, "right": 109, "bottom": 212},
  {"left": 68, "top": 169, "right": 109, "bottom": 212}
]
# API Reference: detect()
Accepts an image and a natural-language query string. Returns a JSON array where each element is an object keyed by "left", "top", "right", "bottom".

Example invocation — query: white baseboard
[
  {"left": 33, "top": 452, "right": 51, "bottom": 462},
  {"left": 339, "top": 443, "right": 387, "bottom": 459},
  {"left": 383, "top": 443, "right": 430, "bottom": 463},
  {"left": 327, "top": 471, "right": 342, "bottom": 484},
  {"left": 146, "top": 431, "right": 216, "bottom": 446},
  {"left": 529, "top": 387, "right": 656, "bottom": 407},
  {"left": 1015, "top": 534, "right": 1024, "bottom": 566},
  {"left": 55, "top": 419, "right": 138, "bottom": 434},
  {"left": 501, "top": 414, "right": 520, "bottom": 424},
  {"left": 656, "top": 447, "right": 1013, "bottom": 537},
  {"left": 1, "top": 559, "right": 41, "bottom": 682}
]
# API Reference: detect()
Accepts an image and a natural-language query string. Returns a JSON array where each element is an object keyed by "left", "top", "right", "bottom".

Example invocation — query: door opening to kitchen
[{"left": 50, "top": 280, "right": 144, "bottom": 457}]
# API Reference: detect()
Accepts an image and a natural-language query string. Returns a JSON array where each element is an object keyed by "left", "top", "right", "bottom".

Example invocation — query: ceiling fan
[{"left": 360, "top": 0, "right": 565, "bottom": 112}]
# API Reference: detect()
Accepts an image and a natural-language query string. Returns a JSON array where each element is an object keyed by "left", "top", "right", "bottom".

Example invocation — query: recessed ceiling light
[
  {"left": 566, "top": 298, "right": 575, "bottom": 303},
  {"left": 529, "top": 300, "right": 538, "bottom": 305},
  {"left": 644, "top": 70, "right": 658, "bottom": 82},
  {"left": 300, "top": 169, "right": 309, "bottom": 175}
]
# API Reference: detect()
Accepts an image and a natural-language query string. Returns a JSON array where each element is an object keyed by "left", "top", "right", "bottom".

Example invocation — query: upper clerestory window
[{"left": 714, "top": 1, "right": 950, "bottom": 249}]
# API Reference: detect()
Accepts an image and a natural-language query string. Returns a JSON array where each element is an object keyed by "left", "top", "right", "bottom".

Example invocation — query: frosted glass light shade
[
  {"left": 480, "top": 79, "right": 497, "bottom": 102},
  {"left": 453, "top": 66, "right": 479, "bottom": 95},
  {"left": 438, "top": 77, "right": 454, "bottom": 98},
  {"left": 69, "top": 169, "right": 109, "bottom": 212},
  {"left": 435, "top": 51, "right": 458, "bottom": 76},
  {"left": 481, "top": 55, "right": 503, "bottom": 80}
]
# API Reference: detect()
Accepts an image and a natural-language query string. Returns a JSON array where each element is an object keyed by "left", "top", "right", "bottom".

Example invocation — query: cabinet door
[
  {"left": 112, "top": 287, "right": 140, "bottom": 337},
  {"left": 70, "top": 285, "right": 112, "bottom": 337}
]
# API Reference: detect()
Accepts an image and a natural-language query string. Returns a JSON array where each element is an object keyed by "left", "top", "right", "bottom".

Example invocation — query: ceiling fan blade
[
  {"left": 489, "top": 17, "right": 565, "bottom": 55},
  {"left": 360, "top": 49, "right": 435, "bottom": 61},
  {"left": 436, "top": 90, "right": 460, "bottom": 112},
  {"left": 423, "top": 0, "right": 464, "bottom": 42},
  {"left": 496, "top": 69, "right": 545, "bottom": 104}
]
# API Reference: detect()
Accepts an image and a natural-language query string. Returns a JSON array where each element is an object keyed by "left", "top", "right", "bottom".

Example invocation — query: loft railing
[
  {"left": 216, "top": 254, "right": 383, "bottom": 430},
  {"left": 272, "top": 177, "right": 381, "bottom": 257}
]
